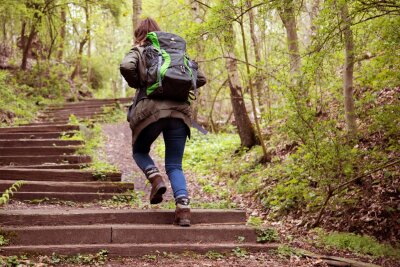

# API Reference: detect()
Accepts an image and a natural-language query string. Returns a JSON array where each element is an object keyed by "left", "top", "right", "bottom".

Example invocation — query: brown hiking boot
[
  {"left": 145, "top": 167, "right": 166, "bottom": 204},
  {"left": 174, "top": 197, "right": 191, "bottom": 227}
]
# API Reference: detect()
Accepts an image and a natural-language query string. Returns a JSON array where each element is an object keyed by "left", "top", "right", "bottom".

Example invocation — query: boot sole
[{"left": 150, "top": 185, "right": 167, "bottom": 205}]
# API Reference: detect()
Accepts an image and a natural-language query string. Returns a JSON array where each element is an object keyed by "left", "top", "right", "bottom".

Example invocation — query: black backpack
[{"left": 143, "top": 31, "right": 198, "bottom": 102}]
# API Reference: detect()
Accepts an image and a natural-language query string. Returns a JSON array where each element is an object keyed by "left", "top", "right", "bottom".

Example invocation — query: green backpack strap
[{"left": 146, "top": 32, "right": 171, "bottom": 94}]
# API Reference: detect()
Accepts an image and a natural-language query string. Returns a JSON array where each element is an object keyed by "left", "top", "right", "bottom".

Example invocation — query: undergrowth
[
  {"left": 0, "top": 70, "right": 52, "bottom": 126},
  {"left": 0, "top": 250, "right": 108, "bottom": 266},
  {"left": 314, "top": 229, "right": 400, "bottom": 259},
  {"left": 62, "top": 115, "right": 119, "bottom": 177}
]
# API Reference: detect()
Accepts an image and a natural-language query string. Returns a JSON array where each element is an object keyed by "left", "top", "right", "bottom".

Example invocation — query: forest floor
[{"left": 94, "top": 122, "right": 397, "bottom": 267}]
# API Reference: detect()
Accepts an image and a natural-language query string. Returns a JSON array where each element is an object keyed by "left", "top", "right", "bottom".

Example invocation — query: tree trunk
[
  {"left": 70, "top": 39, "right": 87, "bottom": 80},
  {"left": 279, "top": 1, "right": 302, "bottom": 86},
  {"left": 132, "top": 0, "right": 142, "bottom": 37},
  {"left": 21, "top": 26, "right": 37, "bottom": 70},
  {"left": 309, "top": 0, "right": 320, "bottom": 38},
  {"left": 224, "top": 23, "right": 258, "bottom": 148},
  {"left": 239, "top": 8, "right": 270, "bottom": 162},
  {"left": 71, "top": 2, "right": 90, "bottom": 80},
  {"left": 57, "top": 7, "right": 66, "bottom": 61},
  {"left": 247, "top": 0, "right": 264, "bottom": 111},
  {"left": 87, "top": 5, "right": 92, "bottom": 83},
  {"left": 2, "top": 16, "right": 7, "bottom": 44},
  {"left": 188, "top": 0, "right": 205, "bottom": 122},
  {"left": 340, "top": 2, "right": 357, "bottom": 139}
]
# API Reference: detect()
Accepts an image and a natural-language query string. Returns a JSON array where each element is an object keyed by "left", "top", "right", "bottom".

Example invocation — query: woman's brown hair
[{"left": 134, "top": 18, "right": 161, "bottom": 45}]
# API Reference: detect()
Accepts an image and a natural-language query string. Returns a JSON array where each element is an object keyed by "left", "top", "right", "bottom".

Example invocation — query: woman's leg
[
  {"left": 163, "top": 118, "right": 188, "bottom": 199},
  {"left": 132, "top": 120, "right": 167, "bottom": 204},
  {"left": 132, "top": 121, "right": 163, "bottom": 172}
]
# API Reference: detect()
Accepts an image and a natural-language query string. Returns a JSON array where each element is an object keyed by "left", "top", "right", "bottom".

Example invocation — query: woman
[{"left": 120, "top": 18, "right": 206, "bottom": 227}]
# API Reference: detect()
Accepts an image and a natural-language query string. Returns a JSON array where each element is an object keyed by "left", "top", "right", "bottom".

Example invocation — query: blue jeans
[{"left": 132, "top": 118, "right": 188, "bottom": 199}]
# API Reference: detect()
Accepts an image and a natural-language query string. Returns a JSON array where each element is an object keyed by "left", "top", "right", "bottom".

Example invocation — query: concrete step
[
  {"left": 22, "top": 122, "right": 72, "bottom": 126},
  {"left": 46, "top": 104, "right": 118, "bottom": 112},
  {"left": 0, "top": 209, "right": 246, "bottom": 226},
  {"left": 41, "top": 112, "right": 107, "bottom": 118},
  {"left": 11, "top": 192, "right": 129, "bottom": 202},
  {"left": 0, "top": 243, "right": 278, "bottom": 257},
  {"left": 0, "top": 146, "right": 82, "bottom": 156},
  {"left": 0, "top": 168, "right": 120, "bottom": 181},
  {"left": 0, "top": 139, "right": 83, "bottom": 147},
  {"left": 0, "top": 155, "right": 91, "bottom": 166},
  {"left": 0, "top": 132, "right": 75, "bottom": 140},
  {"left": 43, "top": 109, "right": 109, "bottom": 114},
  {"left": 39, "top": 114, "right": 105, "bottom": 120},
  {"left": 0, "top": 180, "right": 133, "bottom": 193},
  {"left": 0, "top": 125, "right": 79, "bottom": 133},
  {"left": 1, "top": 224, "right": 257, "bottom": 246},
  {"left": 11, "top": 164, "right": 84, "bottom": 169},
  {"left": 47, "top": 98, "right": 131, "bottom": 109}
]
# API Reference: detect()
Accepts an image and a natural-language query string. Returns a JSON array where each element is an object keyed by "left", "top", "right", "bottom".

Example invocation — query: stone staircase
[
  {"left": 0, "top": 98, "right": 276, "bottom": 257},
  {"left": 0, "top": 98, "right": 133, "bottom": 202},
  {"left": 0, "top": 209, "right": 277, "bottom": 256}
]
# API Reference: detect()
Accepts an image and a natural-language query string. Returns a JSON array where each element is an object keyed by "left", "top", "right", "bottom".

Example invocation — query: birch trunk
[
  {"left": 340, "top": 2, "right": 357, "bottom": 139},
  {"left": 279, "top": 1, "right": 302, "bottom": 86},
  {"left": 246, "top": 0, "right": 264, "bottom": 110},
  {"left": 132, "top": 0, "right": 142, "bottom": 36}
]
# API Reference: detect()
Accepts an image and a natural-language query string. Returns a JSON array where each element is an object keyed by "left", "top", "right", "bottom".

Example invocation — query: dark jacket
[{"left": 120, "top": 44, "right": 207, "bottom": 144}]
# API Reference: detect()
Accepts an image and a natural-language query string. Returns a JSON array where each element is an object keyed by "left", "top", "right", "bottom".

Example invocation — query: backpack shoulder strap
[{"left": 132, "top": 46, "right": 147, "bottom": 86}]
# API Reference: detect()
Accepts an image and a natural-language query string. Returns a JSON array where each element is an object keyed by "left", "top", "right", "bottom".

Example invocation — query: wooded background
[{"left": 0, "top": 0, "right": 399, "bottom": 244}]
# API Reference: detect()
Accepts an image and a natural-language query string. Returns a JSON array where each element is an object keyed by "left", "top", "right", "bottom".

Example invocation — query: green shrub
[{"left": 318, "top": 230, "right": 400, "bottom": 258}]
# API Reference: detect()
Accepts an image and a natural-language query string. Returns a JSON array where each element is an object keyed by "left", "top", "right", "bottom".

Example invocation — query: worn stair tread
[
  {"left": 0, "top": 168, "right": 120, "bottom": 181},
  {"left": 0, "top": 243, "right": 279, "bottom": 257},
  {"left": 0, "top": 146, "right": 82, "bottom": 156},
  {"left": 0, "top": 180, "right": 133, "bottom": 193},
  {"left": 0, "top": 155, "right": 91, "bottom": 166},
  {"left": 11, "top": 192, "right": 128, "bottom": 202},
  {"left": 1, "top": 224, "right": 257, "bottom": 245},
  {"left": 0, "top": 132, "right": 76, "bottom": 139},
  {"left": 10, "top": 164, "right": 85, "bottom": 169},
  {"left": 0, "top": 209, "right": 245, "bottom": 226},
  {"left": 0, "top": 139, "right": 84, "bottom": 147},
  {"left": 0, "top": 125, "right": 79, "bottom": 133}
]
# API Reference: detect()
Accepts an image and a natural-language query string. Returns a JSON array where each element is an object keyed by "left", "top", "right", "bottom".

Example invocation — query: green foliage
[
  {"left": 100, "top": 190, "right": 143, "bottom": 207},
  {"left": 256, "top": 228, "right": 280, "bottom": 243},
  {"left": 0, "top": 255, "right": 29, "bottom": 267},
  {"left": 0, "top": 235, "right": 9, "bottom": 246},
  {"left": 205, "top": 250, "right": 225, "bottom": 260},
  {"left": 0, "top": 181, "right": 25, "bottom": 206},
  {"left": 276, "top": 245, "right": 303, "bottom": 258},
  {"left": 66, "top": 118, "right": 120, "bottom": 176},
  {"left": 0, "top": 250, "right": 108, "bottom": 266},
  {"left": 0, "top": 70, "right": 47, "bottom": 126},
  {"left": 45, "top": 250, "right": 108, "bottom": 265},
  {"left": 142, "top": 254, "right": 157, "bottom": 261},
  {"left": 231, "top": 247, "right": 248, "bottom": 258},
  {"left": 159, "top": 199, "right": 236, "bottom": 210},
  {"left": 317, "top": 230, "right": 400, "bottom": 258},
  {"left": 99, "top": 105, "right": 127, "bottom": 123},
  {"left": 237, "top": 236, "right": 245, "bottom": 243},
  {"left": 247, "top": 216, "right": 264, "bottom": 228},
  {"left": 181, "top": 132, "right": 242, "bottom": 175},
  {"left": 16, "top": 62, "right": 70, "bottom": 99}
]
